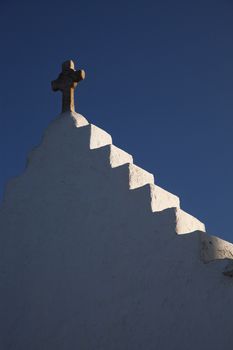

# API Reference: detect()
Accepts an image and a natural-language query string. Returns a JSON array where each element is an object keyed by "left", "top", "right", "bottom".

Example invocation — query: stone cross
[{"left": 51, "top": 60, "right": 85, "bottom": 113}]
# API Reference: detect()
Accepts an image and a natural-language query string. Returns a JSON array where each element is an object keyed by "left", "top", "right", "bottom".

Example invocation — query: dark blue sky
[{"left": 0, "top": 0, "right": 233, "bottom": 240}]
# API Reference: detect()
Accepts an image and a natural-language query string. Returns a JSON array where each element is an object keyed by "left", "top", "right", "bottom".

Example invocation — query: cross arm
[
  {"left": 51, "top": 78, "right": 61, "bottom": 92},
  {"left": 74, "top": 69, "right": 85, "bottom": 83}
]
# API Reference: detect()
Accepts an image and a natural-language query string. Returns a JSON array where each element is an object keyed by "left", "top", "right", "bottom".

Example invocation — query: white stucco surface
[{"left": 0, "top": 111, "right": 233, "bottom": 350}]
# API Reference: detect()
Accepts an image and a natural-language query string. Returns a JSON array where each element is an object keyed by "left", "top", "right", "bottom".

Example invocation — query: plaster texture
[{"left": 0, "top": 111, "right": 233, "bottom": 350}]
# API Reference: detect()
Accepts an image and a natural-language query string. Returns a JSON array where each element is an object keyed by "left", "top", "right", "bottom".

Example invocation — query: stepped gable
[
  {"left": 3, "top": 110, "right": 231, "bottom": 260},
  {"left": 1, "top": 111, "right": 233, "bottom": 349}
]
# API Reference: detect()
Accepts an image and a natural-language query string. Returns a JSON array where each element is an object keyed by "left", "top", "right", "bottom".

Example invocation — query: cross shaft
[{"left": 51, "top": 60, "right": 85, "bottom": 113}]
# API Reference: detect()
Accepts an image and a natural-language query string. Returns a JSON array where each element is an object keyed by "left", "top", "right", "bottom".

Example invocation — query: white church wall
[{"left": 0, "top": 112, "right": 233, "bottom": 350}]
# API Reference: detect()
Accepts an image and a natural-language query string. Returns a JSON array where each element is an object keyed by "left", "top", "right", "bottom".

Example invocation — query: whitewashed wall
[{"left": 0, "top": 112, "right": 233, "bottom": 350}]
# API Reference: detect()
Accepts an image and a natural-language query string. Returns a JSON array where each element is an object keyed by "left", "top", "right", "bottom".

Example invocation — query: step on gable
[
  {"left": 150, "top": 184, "right": 180, "bottom": 212},
  {"left": 200, "top": 233, "right": 233, "bottom": 263},
  {"left": 128, "top": 164, "right": 154, "bottom": 189},
  {"left": 175, "top": 208, "right": 205, "bottom": 235},
  {"left": 89, "top": 124, "right": 112, "bottom": 149},
  {"left": 109, "top": 145, "right": 133, "bottom": 168}
]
